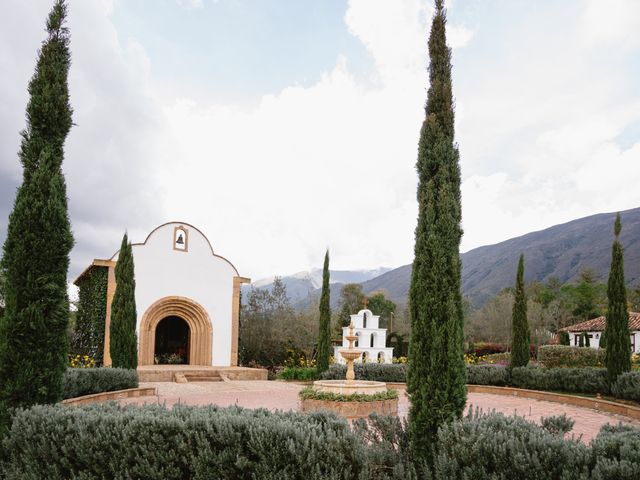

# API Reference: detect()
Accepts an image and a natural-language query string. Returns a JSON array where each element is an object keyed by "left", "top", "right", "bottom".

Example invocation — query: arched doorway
[
  {"left": 154, "top": 316, "right": 190, "bottom": 364},
  {"left": 139, "top": 296, "right": 212, "bottom": 366}
]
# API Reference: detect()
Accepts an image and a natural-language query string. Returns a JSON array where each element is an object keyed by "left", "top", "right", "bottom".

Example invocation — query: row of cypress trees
[
  {"left": 509, "top": 213, "right": 630, "bottom": 382},
  {"left": 0, "top": 1, "right": 137, "bottom": 431}
]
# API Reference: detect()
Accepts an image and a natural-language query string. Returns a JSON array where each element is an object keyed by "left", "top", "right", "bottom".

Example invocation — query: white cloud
[
  {"left": 1, "top": 0, "right": 638, "bottom": 284},
  {"left": 581, "top": 0, "right": 640, "bottom": 49}
]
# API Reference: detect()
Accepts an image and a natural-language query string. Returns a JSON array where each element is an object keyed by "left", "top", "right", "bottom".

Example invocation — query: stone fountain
[
  {"left": 313, "top": 320, "right": 387, "bottom": 395},
  {"left": 300, "top": 320, "right": 397, "bottom": 419}
]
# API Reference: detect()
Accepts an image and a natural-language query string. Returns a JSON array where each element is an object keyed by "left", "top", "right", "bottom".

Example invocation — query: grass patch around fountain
[{"left": 299, "top": 386, "right": 398, "bottom": 402}]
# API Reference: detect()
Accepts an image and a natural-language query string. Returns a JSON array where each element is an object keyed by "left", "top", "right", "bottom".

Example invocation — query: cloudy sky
[{"left": 1, "top": 0, "right": 639, "bottom": 283}]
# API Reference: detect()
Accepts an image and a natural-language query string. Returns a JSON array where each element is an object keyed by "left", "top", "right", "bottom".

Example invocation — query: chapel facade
[{"left": 74, "top": 222, "right": 250, "bottom": 367}]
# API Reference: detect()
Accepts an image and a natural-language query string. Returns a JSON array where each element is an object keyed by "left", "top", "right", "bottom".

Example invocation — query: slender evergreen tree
[
  {"left": 510, "top": 254, "right": 530, "bottom": 368},
  {"left": 604, "top": 214, "right": 631, "bottom": 382},
  {"left": 0, "top": 0, "right": 73, "bottom": 430},
  {"left": 584, "top": 332, "right": 590, "bottom": 348},
  {"left": 110, "top": 234, "right": 138, "bottom": 369},
  {"left": 316, "top": 250, "right": 331, "bottom": 373},
  {"left": 559, "top": 331, "right": 570, "bottom": 346},
  {"left": 407, "top": 0, "right": 466, "bottom": 462},
  {"left": 599, "top": 329, "right": 607, "bottom": 349},
  {"left": 579, "top": 332, "right": 585, "bottom": 347}
]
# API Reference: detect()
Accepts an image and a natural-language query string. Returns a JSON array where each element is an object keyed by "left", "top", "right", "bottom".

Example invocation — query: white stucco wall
[
  {"left": 120, "top": 223, "right": 238, "bottom": 366},
  {"left": 570, "top": 331, "right": 640, "bottom": 354}
]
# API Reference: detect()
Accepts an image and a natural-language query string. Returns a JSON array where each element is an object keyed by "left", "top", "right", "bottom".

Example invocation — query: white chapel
[{"left": 74, "top": 222, "right": 250, "bottom": 368}]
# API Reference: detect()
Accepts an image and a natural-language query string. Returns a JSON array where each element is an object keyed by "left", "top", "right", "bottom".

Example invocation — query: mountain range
[{"left": 245, "top": 207, "right": 640, "bottom": 309}]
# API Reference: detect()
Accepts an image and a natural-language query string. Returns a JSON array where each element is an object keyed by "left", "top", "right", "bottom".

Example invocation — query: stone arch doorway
[
  {"left": 139, "top": 296, "right": 212, "bottom": 366},
  {"left": 154, "top": 316, "right": 190, "bottom": 364}
]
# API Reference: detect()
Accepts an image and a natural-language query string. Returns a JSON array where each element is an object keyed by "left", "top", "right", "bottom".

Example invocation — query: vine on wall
[{"left": 71, "top": 266, "right": 108, "bottom": 365}]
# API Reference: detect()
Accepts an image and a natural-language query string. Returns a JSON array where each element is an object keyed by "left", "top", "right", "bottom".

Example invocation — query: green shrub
[
  {"left": 278, "top": 366, "right": 319, "bottom": 381},
  {"left": 511, "top": 367, "right": 609, "bottom": 394},
  {"left": 352, "top": 413, "right": 418, "bottom": 479},
  {"left": 299, "top": 386, "right": 398, "bottom": 402},
  {"left": 432, "top": 410, "right": 591, "bottom": 479},
  {"left": 610, "top": 372, "right": 640, "bottom": 401},
  {"left": 540, "top": 414, "right": 575, "bottom": 436},
  {"left": 590, "top": 423, "right": 640, "bottom": 479},
  {"left": 62, "top": 368, "right": 138, "bottom": 399},
  {"left": 320, "top": 364, "right": 407, "bottom": 383},
  {"left": 538, "top": 345, "right": 605, "bottom": 368},
  {"left": 1, "top": 403, "right": 366, "bottom": 480},
  {"left": 466, "top": 364, "right": 511, "bottom": 386}
]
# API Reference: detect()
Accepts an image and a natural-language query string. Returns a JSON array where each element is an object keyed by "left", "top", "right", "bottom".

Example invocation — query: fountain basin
[{"left": 312, "top": 379, "right": 387, "bottom": 395}]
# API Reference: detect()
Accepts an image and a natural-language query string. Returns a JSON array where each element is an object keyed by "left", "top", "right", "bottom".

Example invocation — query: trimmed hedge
[
  {"left": 538, "top": 345, "right": 605, "bottom": 368},
  {"left": 320, "top": 364, "right": 408, "bottom": 383},
  {"left": 63, "top": 368, "right": 138, "bottom": 400},
  {"left": 610, "top": 372, "right": 640, "bottom": 402},
  {"left": 466, "top": 364, "right": 511, "bottom": 386},
  {"left": 511, "top": 366, "right": 610, "bottom": 394},
  {"left": 0, "top": 404, "right": 367, "bottom": 480},
  {"left": 322, "top": 364, "right": 640, "bottom": 402}
]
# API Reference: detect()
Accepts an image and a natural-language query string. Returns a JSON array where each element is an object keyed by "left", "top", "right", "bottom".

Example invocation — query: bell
[{"left": 176, "top": 233, "right": 184, "bottom": 245}]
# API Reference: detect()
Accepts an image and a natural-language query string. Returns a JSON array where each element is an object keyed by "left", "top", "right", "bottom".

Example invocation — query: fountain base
[{"left": 312, "top": 379, "right": 387, "bottom": 395}]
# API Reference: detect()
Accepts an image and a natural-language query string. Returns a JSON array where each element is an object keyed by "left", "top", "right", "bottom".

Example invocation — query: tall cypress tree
[
  {"left": 510, "top": 254, "right": 530, "bottom": 368},
  {"left": 110, "top": 234, "right": 138, "bottom": 369},
  {"left": 316, "top": 250, "right": 331, "bottom": 373},
  {"left": 407, "top": 0, "right": 466, "bottom": 461},
  {"left": 0, "top": 0, "right": 73, "bottom": 429},
  {"left": 604, "top": 213, "right": 630, "bottom": 383}
]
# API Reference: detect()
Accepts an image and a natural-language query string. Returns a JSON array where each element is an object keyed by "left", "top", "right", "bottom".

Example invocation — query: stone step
[{"left": 184, "top": 374, "right": 222, "bottom": 382}]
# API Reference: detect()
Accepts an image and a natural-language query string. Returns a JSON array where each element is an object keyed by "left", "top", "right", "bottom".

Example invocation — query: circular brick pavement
[{"left": 119, "top": 381, "right": 640, "bottom": 442}]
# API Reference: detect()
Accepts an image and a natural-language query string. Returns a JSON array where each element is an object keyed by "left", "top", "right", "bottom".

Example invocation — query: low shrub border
[
  {"left": 3, "top": 404, "right": 640, "bottom": 478},
  {"left": 299, "top": 386, "right": 398, "bottom": 402},
  {"left": 63, "top": 368, "right": 139, "bottom": 400},
  {"left": 320, "top": 364, "right": 640, "bottom": 403}
]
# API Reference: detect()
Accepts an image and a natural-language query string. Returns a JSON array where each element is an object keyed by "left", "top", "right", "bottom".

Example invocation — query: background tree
[
  {"left": 239, "top": 277, "right": 301, "bottom": 369},
  {"left": 0, "top": 0, "right": 73, "bottom": 430},
  {"left": 110, "top": 234, "right": 138, "bottom": 369},
  {"left": 571, "top": 268, "right": 603, "bottom": 321},
  {"left": 407, "top": 0, "right": 466, "bottom": 462},
  {"left": 367, "top": 291, "right": 396, "bottom": 329},
  {"left": 604, "top": 214, "right": 631, "bottom": 382},
  {"left": 334, "top": 283, "right": 366, "bottom": 333},
  {"left": 511, "top": 255, "right": 530, "bottom": 368},
  {"left": 316, "top": 250, "right": 331, "bottom": 372}
]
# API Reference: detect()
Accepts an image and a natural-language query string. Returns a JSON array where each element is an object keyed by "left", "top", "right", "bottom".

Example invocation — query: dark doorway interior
[{"left": 155, "top": 316, "right": 190, "bottom": 364}]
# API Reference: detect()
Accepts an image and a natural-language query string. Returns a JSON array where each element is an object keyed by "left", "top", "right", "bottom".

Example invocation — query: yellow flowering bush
[
  {"left": 393, "top": 356, "right": 408, "bottom": 364},
  {"left": 68, "top": 354, "right": 96, "bottom": 369},
  {"left": 464, "top": 354, "right": 494, "bottom": 365}
]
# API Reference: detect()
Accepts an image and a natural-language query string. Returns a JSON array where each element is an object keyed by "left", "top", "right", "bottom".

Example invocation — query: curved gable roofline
[{"left": 109, "top": 221, "right": 240, "bottom": 276}]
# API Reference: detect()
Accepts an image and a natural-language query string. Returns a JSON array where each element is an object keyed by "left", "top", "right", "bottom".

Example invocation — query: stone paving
[{"left": 119, "top": 381, "right": 640, "bottom": 443}]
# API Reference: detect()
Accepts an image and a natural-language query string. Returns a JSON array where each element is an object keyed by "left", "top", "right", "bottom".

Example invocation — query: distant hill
[
  {"left": 241, "top": 267, "right": 391, "bottom": 307},
  {"left": 361, "top": 207, "right": 640, "bottom": 307},
  {"left": 245, "top": 208, "right": 640, "bottom": 309}
]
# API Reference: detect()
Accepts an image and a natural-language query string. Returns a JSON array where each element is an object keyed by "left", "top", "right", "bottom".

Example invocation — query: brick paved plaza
[{"left": 119, "top": 381, "right": 640, "bottom": 442}]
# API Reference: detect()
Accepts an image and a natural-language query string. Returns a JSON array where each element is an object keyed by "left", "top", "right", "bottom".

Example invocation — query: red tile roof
[{"left": 558, "top": 312, "right": 640, "bottom": 332}]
